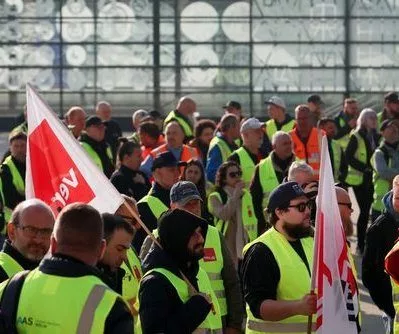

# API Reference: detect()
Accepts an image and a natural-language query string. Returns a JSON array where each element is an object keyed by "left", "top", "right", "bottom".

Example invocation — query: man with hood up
[
  {"left": 138, "top": 208, "right": 223, "bottom": 333},
  {"left": 362, "top": 175, "right": 399, "bottom": 333}
]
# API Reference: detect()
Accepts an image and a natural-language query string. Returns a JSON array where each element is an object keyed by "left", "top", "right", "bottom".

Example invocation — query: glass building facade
[{"left": 1, "top": 0, "right": 399, "bottom": 118}]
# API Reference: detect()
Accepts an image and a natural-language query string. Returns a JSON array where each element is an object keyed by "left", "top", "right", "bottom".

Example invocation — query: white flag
[
  {"left": 25, "top": 84, "right": 123, "bottom": 216},
  {"left": 311, "top": 136, "right": 359, "bottom": 334}
]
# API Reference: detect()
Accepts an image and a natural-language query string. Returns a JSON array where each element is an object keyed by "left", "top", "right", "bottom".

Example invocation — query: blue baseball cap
[
  {"left": 267, "top": 181, "right": 307, "bottom": 213},
  {"left": 170, "top": 181, "right": 202, "bottom": 206}
]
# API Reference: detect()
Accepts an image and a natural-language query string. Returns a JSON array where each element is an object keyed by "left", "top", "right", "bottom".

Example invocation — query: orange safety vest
[
  {"left": 141, "top": 135, "right": 165, "bottom": 160},
  {"left": 150, "top": 143, "right": 198, "bottom": 164},
  {"left": 289, "top": 128, "right": 323, "bottom": 177}
]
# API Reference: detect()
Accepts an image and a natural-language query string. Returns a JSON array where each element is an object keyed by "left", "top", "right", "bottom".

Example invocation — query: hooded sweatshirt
[
  {"left": 139, "top": 209, "right": 211, "bottom": 333},
  {"left": 362, "top": 191, "right": 399, "bottom": 317}
]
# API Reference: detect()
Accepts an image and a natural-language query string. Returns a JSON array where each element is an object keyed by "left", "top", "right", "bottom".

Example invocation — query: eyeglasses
[
  {"left": 16, "top": 225, "right": 53, "bottom": 238},
  {"left": 287, "top": 201, "right": 312, "bottom": 213},
  {"left": 228, "top": 171, "right": 242, "bottom": 178},
  {"left": 338, "top": 202, "right": 352, "bottom": 210}
]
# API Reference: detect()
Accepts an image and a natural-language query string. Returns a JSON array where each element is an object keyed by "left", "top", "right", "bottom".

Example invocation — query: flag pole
[{"left": 122, "top": 200, "right": 198, "bottom": 295}]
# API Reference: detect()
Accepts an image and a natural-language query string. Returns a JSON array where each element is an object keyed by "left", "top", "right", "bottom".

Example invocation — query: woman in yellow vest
[
  {"left": 345, "top": 108, "right": 381, "bottom": 253},
  {"left": 208, "top": 161, "right": 257, "bottom": 266}
]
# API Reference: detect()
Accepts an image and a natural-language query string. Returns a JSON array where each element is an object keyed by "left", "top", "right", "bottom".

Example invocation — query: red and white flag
[
  {"left": 311, "top": 136, "right": 359, "bottom": 333},
  {"left": 25, "top": 84, "right": 123, "bottom": 216}
]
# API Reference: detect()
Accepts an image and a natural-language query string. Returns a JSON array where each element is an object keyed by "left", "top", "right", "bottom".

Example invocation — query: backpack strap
[{"left": 0, "top": 270, "right": 30, "bottom": 333}]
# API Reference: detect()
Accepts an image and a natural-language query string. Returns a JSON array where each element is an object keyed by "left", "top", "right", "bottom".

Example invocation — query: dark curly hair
[{"left": 215, "top": 160, "right": 241, "bottom": 192}]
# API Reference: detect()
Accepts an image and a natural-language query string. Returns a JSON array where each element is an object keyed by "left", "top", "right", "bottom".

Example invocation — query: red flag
[
  {"left": 25, "top": 84, "right": 123, "bottom": 216},
  {"left": 311, "top": 136, "right": 359, "bottom": 333}
]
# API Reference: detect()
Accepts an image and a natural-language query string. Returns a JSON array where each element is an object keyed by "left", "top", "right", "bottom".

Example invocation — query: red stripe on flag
[{"left": 29, "top": 119, "right": 95, "bottom": 215}]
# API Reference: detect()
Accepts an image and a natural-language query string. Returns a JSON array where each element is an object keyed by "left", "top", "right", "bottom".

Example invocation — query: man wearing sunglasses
[
  {"left": 241, "top": 181, "right": 317, "bottom": 333},
  {"left": 0, "top": 199, "right": 55, "bottom": 283}
]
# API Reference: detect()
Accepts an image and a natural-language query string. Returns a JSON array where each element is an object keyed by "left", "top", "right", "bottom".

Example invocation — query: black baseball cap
[
  {"left": 307, "top": 94, "right": 324, "bottom": 105},
  {"left": 85, "top": 116, "right": 105, "bottom": 128},
  {"left": 152, "top": 151, "right": 186, "bottom": 171},
  {"left": 222, "top": 101, "right": 241, "bottom": 110},
  {"left": 267, "top": 181, "right": 307, "bottom": 213},
  {"left": 384, "top": 92, "right": 399, "bottom": 104}
]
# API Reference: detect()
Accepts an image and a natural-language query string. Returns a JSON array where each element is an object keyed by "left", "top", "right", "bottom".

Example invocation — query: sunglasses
[
  {"left": 228, "top": 171, "right": 242, "bottom": 178},
  {"left": 338, "top": 202, "right": 352, "bottom": 210},
  {"left": 287, "top": 201, "right": 312, "bottom": 213}
]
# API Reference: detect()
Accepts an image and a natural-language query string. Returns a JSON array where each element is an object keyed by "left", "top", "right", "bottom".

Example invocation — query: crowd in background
[{"left": 0, "top": 91, "right": 398, "bottom": 333}]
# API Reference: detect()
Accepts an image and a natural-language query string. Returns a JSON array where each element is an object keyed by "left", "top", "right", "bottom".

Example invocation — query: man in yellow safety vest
[
  {"left": 241, "top": 181, "right": 317, "bottom": 333},
  {"left": 139, "top": 208, "right": 222, "bottom": 333},
  {"left": 0, "top": 199, "right": 54, "bottom": 283}
]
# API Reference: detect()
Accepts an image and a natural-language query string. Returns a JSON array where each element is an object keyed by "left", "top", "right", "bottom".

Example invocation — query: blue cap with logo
[
  {"left": 170, "top": 181, "right": 202, "bottom": 205},
  {"left": 267, "top": 181, "right": 307, "bottom": 213}
]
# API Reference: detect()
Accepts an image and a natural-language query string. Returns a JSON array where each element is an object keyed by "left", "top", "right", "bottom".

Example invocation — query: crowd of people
[{"left": 0, "top": 92, "right": 398, "bottom": 333}]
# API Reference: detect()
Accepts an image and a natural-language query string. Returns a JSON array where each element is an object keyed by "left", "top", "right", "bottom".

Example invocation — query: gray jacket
[{"left": 372, "top": 141, "right": 399, "bottom": 181}]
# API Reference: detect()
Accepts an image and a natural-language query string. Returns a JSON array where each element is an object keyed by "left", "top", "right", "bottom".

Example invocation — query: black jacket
[
  {"left": 110, "top": 165, "right": 151, "bottom": 202},
  {"left": 97, "top": 262, "right": 125, "bottom": 295},
  {"left": 0, "top": 157, "right": 25, "bottom": 210},
  {"left": 80, "top": 134, "right": 115, "bottom": 178},
  {"left": 0, "top": 240, "right": 40, "bottom": 283},
  {"left": 135, "top": 183, "right": 170, "bottom": 252},
  {"left": 104, "top": 119, "right": 122, "bottom": 162},
  {"left": 37, "top": 254, "right": 133, "bottom": 333},
  {"left": 345, "top": 128, "right": 380, "bottom": 185},
  {"left": 362, "top": 193, "right": 399, "bottom": 318},
  {"left": 334, "top": 111, "right": 353, "bottom": 140},
  {"left": 140, "top": 244, "right": 211, "bottom": 333}
]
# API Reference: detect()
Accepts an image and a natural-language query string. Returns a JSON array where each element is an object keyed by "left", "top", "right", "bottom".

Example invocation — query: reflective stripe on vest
[
  {"left": 150, "top": 144, "right": 198, "bottom": 163},
  {"left": 289, "top": 128, "right": 322, "bottom": 176},
  {"left": 258, "top": 156, "right": 280, "bottom": 209},
  {"left": 345, "top": 132, "right": 367, "bottom": 186},
  {"left": 247, "top": 320, "right": 316, "bottom": 333},
  {"left": 199, "top": 225, "right": 226, "bottom": 316},
  {"left": 371, "top": 148, "right": 392, "bottom": 212},
  {"left": 208, "top": 137, "right": 233, "bottom": 163},
  {"left": 243, "top": 228, "right": 314, "bottom": 334},
  {"left": 331, "top": 139, "right": 342, "bottom": 182},
  {"left": 208, "top": 189, "right": 257, "bottom": 242},
  {"left": 0, "top": 252, "right": 24, "bottom": 279},
  {"left": 81, "top": 142, "right": 113, "bottom": 172},
  {"left": 143, "top": 267, "right": 223, "bottom": 332},
  {"left": 164, "top": 110, "right": 193, "bottom": 138},
  {"left": 121, "top": 247, "right": 142, "bottom": 333},
  {"left": 16, "top": 269, "right": 122, "bottom": 333},
  {"left": 137, "top": 195, "right": 168, "bottom": 220},
  {"left": 265, "top": 119, "right": 296, "bottom": 141},
  {"left": 2, "top": 156, "right": 25, "bottom": 195},
  {"left": 232, "top": 147, "right": 255, "bottom": 186}
]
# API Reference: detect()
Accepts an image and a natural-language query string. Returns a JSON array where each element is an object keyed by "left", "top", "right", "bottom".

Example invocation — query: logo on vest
[
  {"left": 17, "top": 316, "right": 33, "bottom": 326},
  {"left": 203, "top": 248, "right": 216, "bottom": 262}
]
